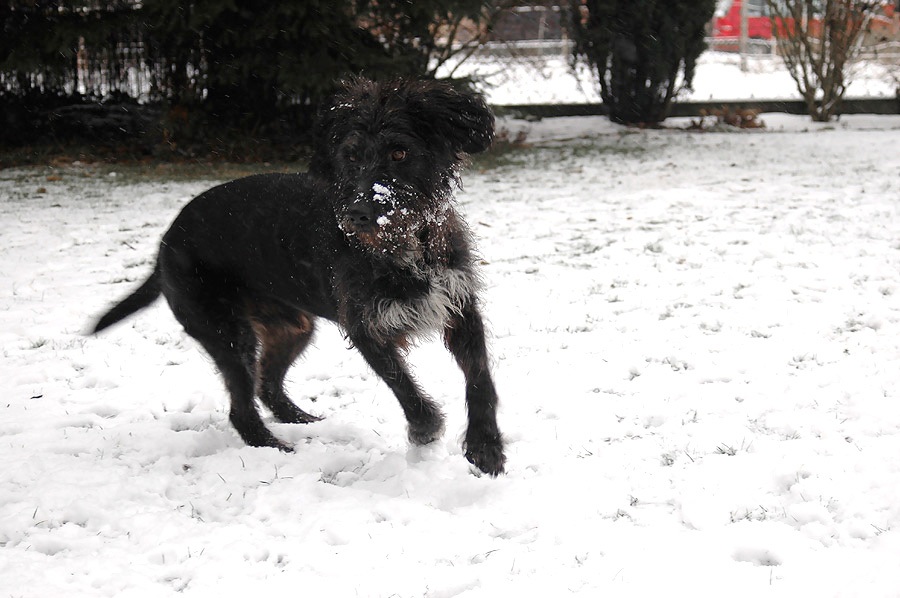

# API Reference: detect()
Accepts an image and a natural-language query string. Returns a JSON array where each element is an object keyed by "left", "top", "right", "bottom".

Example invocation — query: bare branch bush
[{"left": 765, "top": 0, "right": 880, "bottom": 121}]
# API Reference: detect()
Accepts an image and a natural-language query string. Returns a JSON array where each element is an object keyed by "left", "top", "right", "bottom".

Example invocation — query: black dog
[{"left": 91, "top": 77, "right": 505, "bottom": 476}]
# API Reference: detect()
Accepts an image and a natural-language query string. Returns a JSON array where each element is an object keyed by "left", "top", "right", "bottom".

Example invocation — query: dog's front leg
[
  {"left": 350, "top": 333, "right": 446, "bottom": 446},
  {"left": 444, "top": 304, "right": 506, "bottom": 476}
]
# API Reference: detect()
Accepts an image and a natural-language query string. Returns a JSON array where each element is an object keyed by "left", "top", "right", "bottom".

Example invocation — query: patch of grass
[
  {"left": 0, "top": 161, "right": 307, "bottom": 194},
  {"left": 715, "top": 439, "right": 753, "bottom": 456},
  {"left": 6, "top": 129, "right": 655, "bottom": 183},
  {"left": 88, "top": 160, "right": 306, "bottom": 185},
  {"left": 730, "top": 505, "right": 771, "bottom": 523},
  {"left": 29, "top": 338, "right": 50, "bottom": 349},
  {"left": 559, "top": 140, "right": 646, "bottom": 160},
  {"left": 471, "top": 137, "right": 647, "bottom": 172},
  {"left": 716, "top": 444, "right": 739, "bottom": 456}
]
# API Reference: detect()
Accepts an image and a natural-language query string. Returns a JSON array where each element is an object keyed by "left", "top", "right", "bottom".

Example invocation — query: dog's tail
[{"left": 91, "top": 265, "right": 162, "bottom": 334}]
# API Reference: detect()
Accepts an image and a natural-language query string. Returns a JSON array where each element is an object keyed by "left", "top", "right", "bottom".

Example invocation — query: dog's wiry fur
[{"left": 90, "top": 77, "right": 505, "bottom": 476}]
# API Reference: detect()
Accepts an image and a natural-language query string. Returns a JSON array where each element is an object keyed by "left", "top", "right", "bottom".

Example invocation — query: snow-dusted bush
[{"left": 567, "top": 0, "right": 717, "bottom": 125}]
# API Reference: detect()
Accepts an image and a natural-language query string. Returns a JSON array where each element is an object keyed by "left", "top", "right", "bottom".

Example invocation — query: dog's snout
[{"left": 343, "top": 202, "right": 376, "bottom": 229}]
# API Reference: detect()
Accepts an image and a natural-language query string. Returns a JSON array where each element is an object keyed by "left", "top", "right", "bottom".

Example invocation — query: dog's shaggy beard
[
  {"left": 337, "top": 180, "right": 454, "bottom": 265},
  {"left": 334, "top": 178, "right": 481, "bottom": 343}
]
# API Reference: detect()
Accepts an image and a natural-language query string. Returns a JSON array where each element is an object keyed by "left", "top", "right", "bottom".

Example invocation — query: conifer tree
[{"left": 568, "top": 0, "right": 716, "bottom": 125}]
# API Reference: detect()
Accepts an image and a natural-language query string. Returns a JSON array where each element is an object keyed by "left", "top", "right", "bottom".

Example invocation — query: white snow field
[
  {"left": 3, "top": 113, "right": 900, "bottom": 597},
  {"left": 442, "top": 48, "right": 899, "bottom": 105}
]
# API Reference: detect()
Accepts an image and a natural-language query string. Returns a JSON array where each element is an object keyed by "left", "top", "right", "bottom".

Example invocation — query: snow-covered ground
[
  {"left": 444, "top": 49, "right": 899, "bottom": 104},
  {"left": 2, "top": 112, "right": 900, "bottom": 596}
]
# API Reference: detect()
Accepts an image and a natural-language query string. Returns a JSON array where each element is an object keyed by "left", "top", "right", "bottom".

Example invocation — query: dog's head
[{"left": 310, "top": 77, "right": 494, "bottom": 260}]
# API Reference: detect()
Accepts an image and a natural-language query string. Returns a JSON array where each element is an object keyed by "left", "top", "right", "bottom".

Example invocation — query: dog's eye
[
  {"left": 390, "top": 149, "right": 407, "bottom": 162},
  {"left": 347, "top": 153, "right": 359, "bottom": 163}
]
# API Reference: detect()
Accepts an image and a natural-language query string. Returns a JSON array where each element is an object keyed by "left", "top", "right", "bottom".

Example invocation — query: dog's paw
[
  {"left": 464, "top": 433, "right": 506, "bottom": 477},
  {"left": 274, "top": 440, "right": 295, "bottom": 453},
  {"left": 238, "top": 425, "right": 294, "bottom": 453},
  {"left": 257, "top": 435, "right": 294, "bottom": 453},
  {"left": 280, "top": 407, "right": 323, "bottom": 425},
  {"left": 263, "top": 393, "right": 324, "bottom": 425},
  {"left": 407, "top": 412, "right": 446, "bottom": 446}
]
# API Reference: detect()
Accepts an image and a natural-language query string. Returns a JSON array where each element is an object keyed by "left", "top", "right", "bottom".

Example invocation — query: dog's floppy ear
[{"left": 407, "top": 81, "right": 495, "bottom": 156}]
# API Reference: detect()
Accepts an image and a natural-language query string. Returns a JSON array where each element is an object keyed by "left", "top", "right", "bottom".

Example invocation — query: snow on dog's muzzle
[
  {"left": 340, "top": 182, "right": 399, "bottom": 234},
  {"left": 339, "top": 182, "right": 428, "bottom": 259}
]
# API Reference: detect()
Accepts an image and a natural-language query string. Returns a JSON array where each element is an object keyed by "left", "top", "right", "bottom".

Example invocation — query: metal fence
[{"left": 4, "top": 37, "right": 897, "bottom": 106}]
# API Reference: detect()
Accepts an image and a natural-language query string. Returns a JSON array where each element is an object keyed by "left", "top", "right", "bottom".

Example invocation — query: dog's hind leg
[
  {"left": 185, "top": 317, "right": 290, "bottom": 450},
  {"left": 161, "top": 273, "right": 290, "bottom": 451},
  {"left": 444, "top": 304, "right": 506, "bottom": 476},
  {"left": 204, "top": 329, "right": 292, "bottom": 450},
  {"left": 251, "top": 308, "right": 322, "bottom": 425},
  {"left": 349, "top": 333, "right": 446, "bottom": 446}
]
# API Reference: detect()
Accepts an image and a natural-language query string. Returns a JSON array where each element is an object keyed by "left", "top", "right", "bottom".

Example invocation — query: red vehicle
[
  {"left": 713, "top": 0, "right": 898, "bottom": 42},
  {"left": 713, "top": 0, "right": 774, "bottom": 40}
]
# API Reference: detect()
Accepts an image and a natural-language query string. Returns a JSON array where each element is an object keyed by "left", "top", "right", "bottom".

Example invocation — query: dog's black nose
[{"left": 343, "top": 202, "right": 376, "bottom": 230}]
